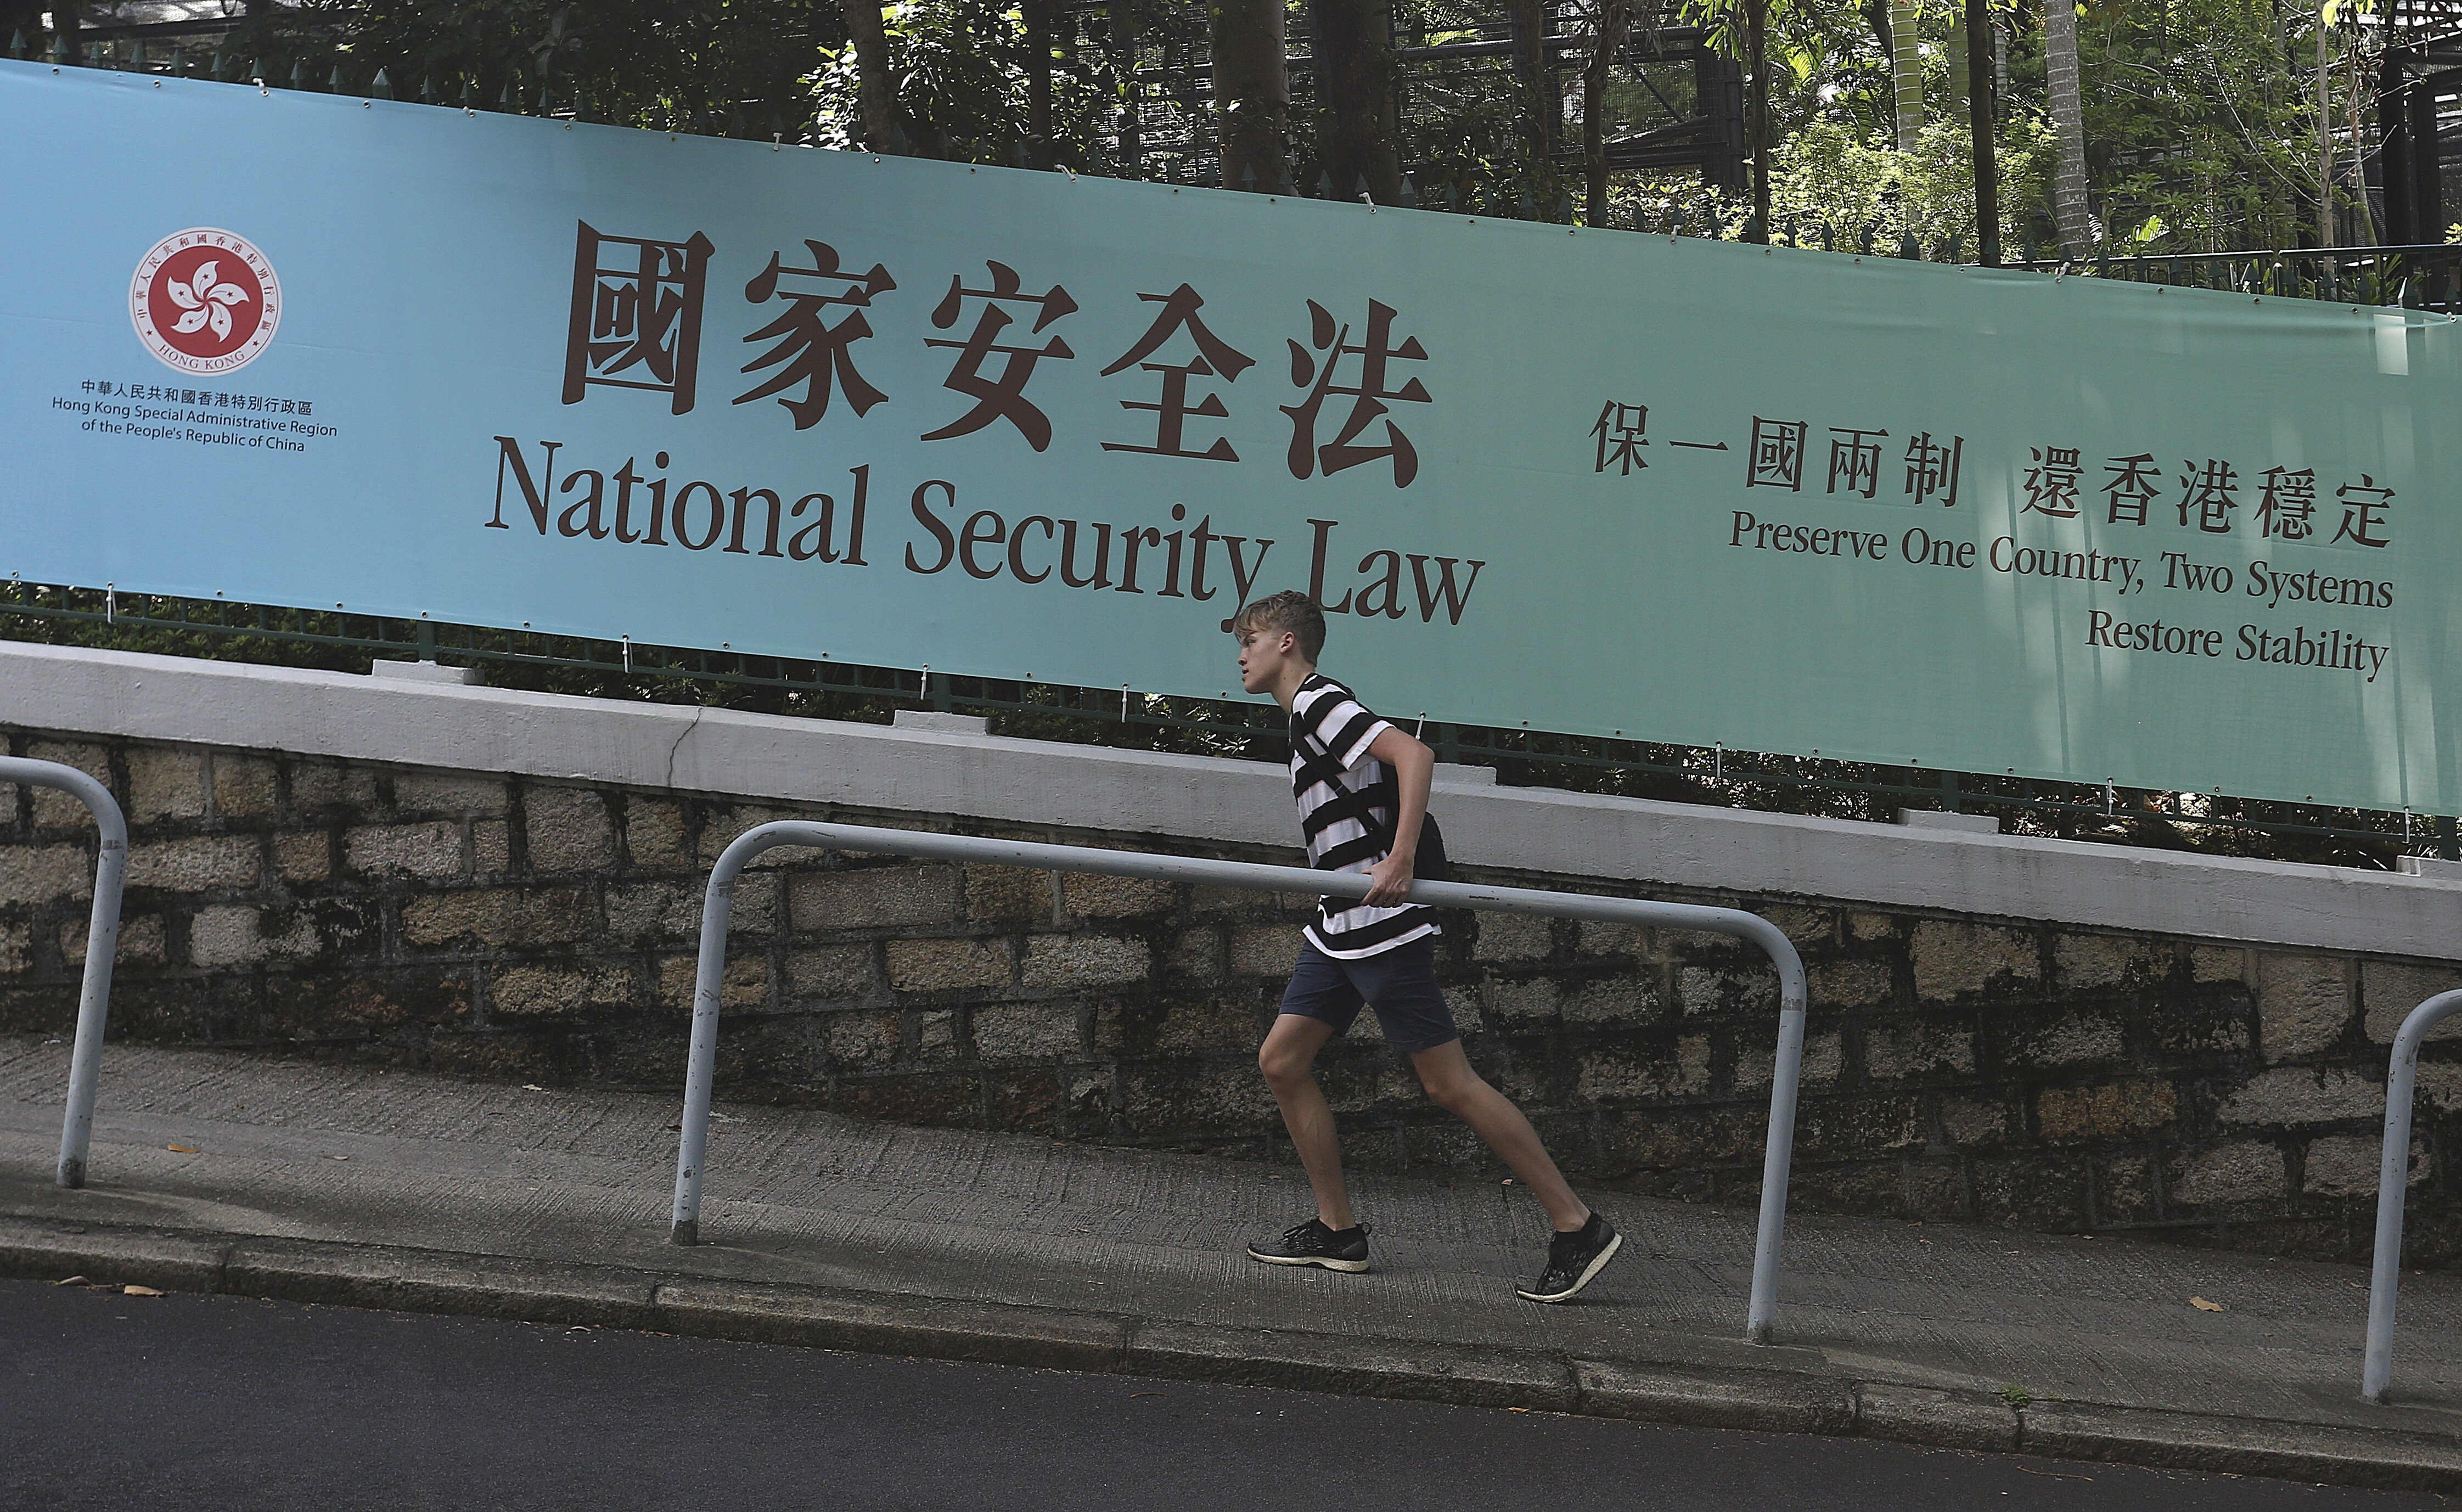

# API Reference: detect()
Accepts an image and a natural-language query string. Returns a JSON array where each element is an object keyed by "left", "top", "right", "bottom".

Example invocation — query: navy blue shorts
[{"left": 1277, "top": 937, "right": 1459, "bottom": 1055}]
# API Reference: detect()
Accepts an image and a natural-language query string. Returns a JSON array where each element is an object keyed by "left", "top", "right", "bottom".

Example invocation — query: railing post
[
  {"left": 0, "top": 757, "right": 130, "bottom": 1189},
  {"left": 670, "top": 825, "right": 792, "bottom": 1244},
  {"left": 1742, "top": 915, "right": 1808, "bottom": 1345},
  {"left": 2363, "top": 990, "right": 2462, "bottom": 1403}
]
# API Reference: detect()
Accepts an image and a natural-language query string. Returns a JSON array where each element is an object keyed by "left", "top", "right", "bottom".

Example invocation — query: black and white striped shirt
[{"left": 1288, "top": 674, "right": 1441, "bottom": 958}]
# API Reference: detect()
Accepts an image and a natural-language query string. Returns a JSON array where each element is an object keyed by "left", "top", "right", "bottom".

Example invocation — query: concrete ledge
[
  {"left": 1574, "top": 1358, "right": 1855, "bottom": 1434},
  {"left": 2015, "top": 1397, "right": 2462, "bottom": 1492},
  {"left": 2, "top": 639, "right": 2455, "bottom": 957},
  {"left": 5, "top": 1212, "right": 2459, "bottom": 1494},
  {"left": 1898, "top": 808, "right": 2000, "bottom": 835},
  {"left": 1125, "top": 1320, "right": 1578, "bottom": 1410},
  {"left": 368, "top": 659, "right": 481, "bottom": 686}
]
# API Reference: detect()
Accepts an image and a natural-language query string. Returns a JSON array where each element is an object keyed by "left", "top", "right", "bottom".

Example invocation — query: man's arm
[{"left": 1362, "top": 726, "right": 1432, "bottom": 908}]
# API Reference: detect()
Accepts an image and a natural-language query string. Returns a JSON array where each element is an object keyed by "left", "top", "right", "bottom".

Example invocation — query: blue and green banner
[{"left": 3, "top": 60, "right": 2453, "bottom": 812}]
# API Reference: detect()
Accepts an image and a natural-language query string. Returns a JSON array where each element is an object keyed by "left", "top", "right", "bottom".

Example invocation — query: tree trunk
[
  {"left": 1312, "top": 0, "right": 1402, "bottom": 203},
  {"left": 1027, "top": 0, "right": 1054, "bottom": 165},
  {"left": 840, "top": 0, "right": 896, "bottom": 150},
  {"left": 1948, "top": 7, "right": 1968, "bottom": 120},
  {"left": 1510, "top": 0, "right": 1556, "bottom": 201},
  {"left": 1747, "top": 0, "right": 1770, "bottom": 239},
  {"left": 2044, "top": 0, "right": 2089, "bottom": 254},
  {"left": 1581, "top": 0, "right": 1629, "bottom": 224},
  {"left": 1211, "top": 0, "right": 1290, "bottom": 192},
  {"left": 2317, "top": 20, "right": 2335, "bottom": 248},
  {"left": 2349, "top": 31, "right": 2377, "bottom": 245},
  {"left": 1967, "top": 0, "right": 1998, "bottom": 263},
  {"left": 1891, "top": 0, "right": 1921, "bottom": 152},
  {"left": 1114, "top": 0, "right": 1144, "bottom": 178}
]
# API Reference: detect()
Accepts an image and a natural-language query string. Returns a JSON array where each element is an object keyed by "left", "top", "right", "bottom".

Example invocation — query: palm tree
[
  {"left": 1581, "top": 0, "right": 1634, "bottom": 222},
  {"left": 2044, "top": 0, "right": 2089, "bottom": 254},
  {"left": 1890, "top": 0, "right": 1920, "bottom": 150}
]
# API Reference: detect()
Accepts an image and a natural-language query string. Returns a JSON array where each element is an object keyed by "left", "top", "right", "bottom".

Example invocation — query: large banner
[{"left": 4, "top": 62, "right": 2455, "bottom": 812}]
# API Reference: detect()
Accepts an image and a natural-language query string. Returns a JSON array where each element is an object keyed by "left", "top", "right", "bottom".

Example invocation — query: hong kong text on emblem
[{"left": 130, "top": 229, "right": 281, "bottom": 375}]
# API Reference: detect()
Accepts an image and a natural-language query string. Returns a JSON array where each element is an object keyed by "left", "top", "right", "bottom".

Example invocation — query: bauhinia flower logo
[
  {"left": 163, "top": 260, "right": 251, "bottom": 343},
  {"left": 130, "top": 229, "right": 282, "bottom": 374}
]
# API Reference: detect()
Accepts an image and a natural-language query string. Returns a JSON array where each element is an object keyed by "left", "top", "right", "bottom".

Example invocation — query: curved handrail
[
  {"left": 2363, "top": 988, "right": 2462, "bottom": 1403},
  {"left": 0, "top": 757, "right": 130, "bottom": 1188},
  {"left": 671, "top": 820, "right": 1811, "bottom": 1344}
]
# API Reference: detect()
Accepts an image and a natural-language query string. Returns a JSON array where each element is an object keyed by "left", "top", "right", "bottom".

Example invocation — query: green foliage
[
  {"left": 221, "top": 1, "right": 840, "bottom": 135},
  {"left": 68, "top": 0, "right": 2376, "bottom": 255},
  {"left": 1770, "top": 115, "right": 2058, "bottom": 256},
  {"left": 806, "top": 0, "right": 1126, "bottom": 168},
  {"left": 2076, "top": 0, "right": 2326, "bottom": 252}
]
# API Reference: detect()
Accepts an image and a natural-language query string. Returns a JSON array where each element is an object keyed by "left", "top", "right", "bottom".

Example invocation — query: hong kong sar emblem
[{"left": 129, "top": 228, "right": 280, "bottom": 374}]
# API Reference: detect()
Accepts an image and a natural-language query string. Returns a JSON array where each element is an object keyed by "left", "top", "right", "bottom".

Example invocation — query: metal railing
[
  {"left": 668, "top": 820, "right": 1812, "bottom": 1344},
  {"left": 2363, "top": 988, "right": 2462, "bottom": 1403},
  {"left": 0, "top": 757, "right": 128, "bottom": 1189}
]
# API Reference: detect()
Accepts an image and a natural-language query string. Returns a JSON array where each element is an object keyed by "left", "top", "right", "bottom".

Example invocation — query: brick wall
[{"left": 5, "top": 726, "right": 2458, "bottom": 1264}]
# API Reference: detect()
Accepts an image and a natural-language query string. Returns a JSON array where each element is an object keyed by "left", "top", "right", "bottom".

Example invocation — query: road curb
[{"left": 4, "top": 1213, "right": 2458, "bottom": 1492}]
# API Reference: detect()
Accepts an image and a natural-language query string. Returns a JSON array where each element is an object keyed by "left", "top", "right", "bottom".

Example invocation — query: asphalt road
[{"left": 0, "top": 1279, "right": 2447, "bottom": 1512}]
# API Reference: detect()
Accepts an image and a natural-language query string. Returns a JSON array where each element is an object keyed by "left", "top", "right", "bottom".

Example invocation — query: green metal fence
[
  {"left": 2005, "top": 244, "right": 2462, "bottom": 312},
  {"left": 2, "top": 580, "right": 2446, "bottom": 872}
]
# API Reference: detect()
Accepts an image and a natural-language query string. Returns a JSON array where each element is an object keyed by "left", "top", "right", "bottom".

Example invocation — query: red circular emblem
[{"left": 129, "top": 229, "right": 280, "bottom": 374}]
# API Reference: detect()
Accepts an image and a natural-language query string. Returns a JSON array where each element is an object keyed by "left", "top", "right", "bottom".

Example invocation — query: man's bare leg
[
  {"left": 1258, "top": 1013, "right": 1354, "bottom": 1230},
  {"left": 1410, "top": 1040, "right": 1591, "bottom": 1232}
]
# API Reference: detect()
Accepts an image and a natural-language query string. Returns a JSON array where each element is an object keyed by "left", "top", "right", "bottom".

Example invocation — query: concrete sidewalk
[{"left": 4, "top": 1035, "right": 2460, "bottom": 1491}]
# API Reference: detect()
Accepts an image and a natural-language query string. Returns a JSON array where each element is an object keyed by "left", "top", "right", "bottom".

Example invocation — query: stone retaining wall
[{"left": 4, "top": 725, "right": 2457, "bottom": 1264}]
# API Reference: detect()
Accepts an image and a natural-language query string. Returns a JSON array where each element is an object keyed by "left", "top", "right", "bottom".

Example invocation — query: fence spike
[
  {"left": 290, "top": 59, "right": 307, "bottom": 90},
  {"left": 8, "top": 29, "right": 26, "bottom": 60},
  {"left": 1899, "top": 231, "right": 1920, "bottom": 260},
  {"left": 131, "top": 40, "right": 148, "bottom": 71},
  {"left": 370, "top": 67, "right": 391, "bottom": 99},
  {"left": 169, "top": 46, "right": 187, "bottom": 75},
  {"left": 211, "top": 49, "right": 227, "bottom": 79},
  {"left": 52, "top": 32, "right": 70, "bottom": 65},
  {"left": 499, "top": 78, "right": 517, "bottom": 111},
  {"left": 462, "top": 77, "right": 478, "bottom": 110},
  {"left": 420, "top": 75, "right": 435, "bottom": 103},
  {"left": 329, "top": 64, "right": 346, "bottom": 94},
  {"left": 1316, "top": 170, "right": 1334, "bottom": 199},
  {"left": 1397, "top": 174, "right": 1419, "bottom": 210}
]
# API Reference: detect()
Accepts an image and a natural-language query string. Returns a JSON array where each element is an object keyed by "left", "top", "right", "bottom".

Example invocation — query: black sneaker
[
  {"left": 1247, "top": 1218, "right": 1370, "bottom": 1273},
  {"left": 1517, "top": 1213, "right": 1622, "bottom": 1303}
]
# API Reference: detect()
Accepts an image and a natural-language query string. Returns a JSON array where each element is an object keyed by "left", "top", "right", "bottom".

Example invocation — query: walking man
[{"left": 1230, "top": 591, "right": 1623, "bottom": 1302}]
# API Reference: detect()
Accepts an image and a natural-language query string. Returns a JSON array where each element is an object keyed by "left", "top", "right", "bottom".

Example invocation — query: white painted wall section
[{"left": 0, "top": 640, "right": 2452, "bottom": 959}]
